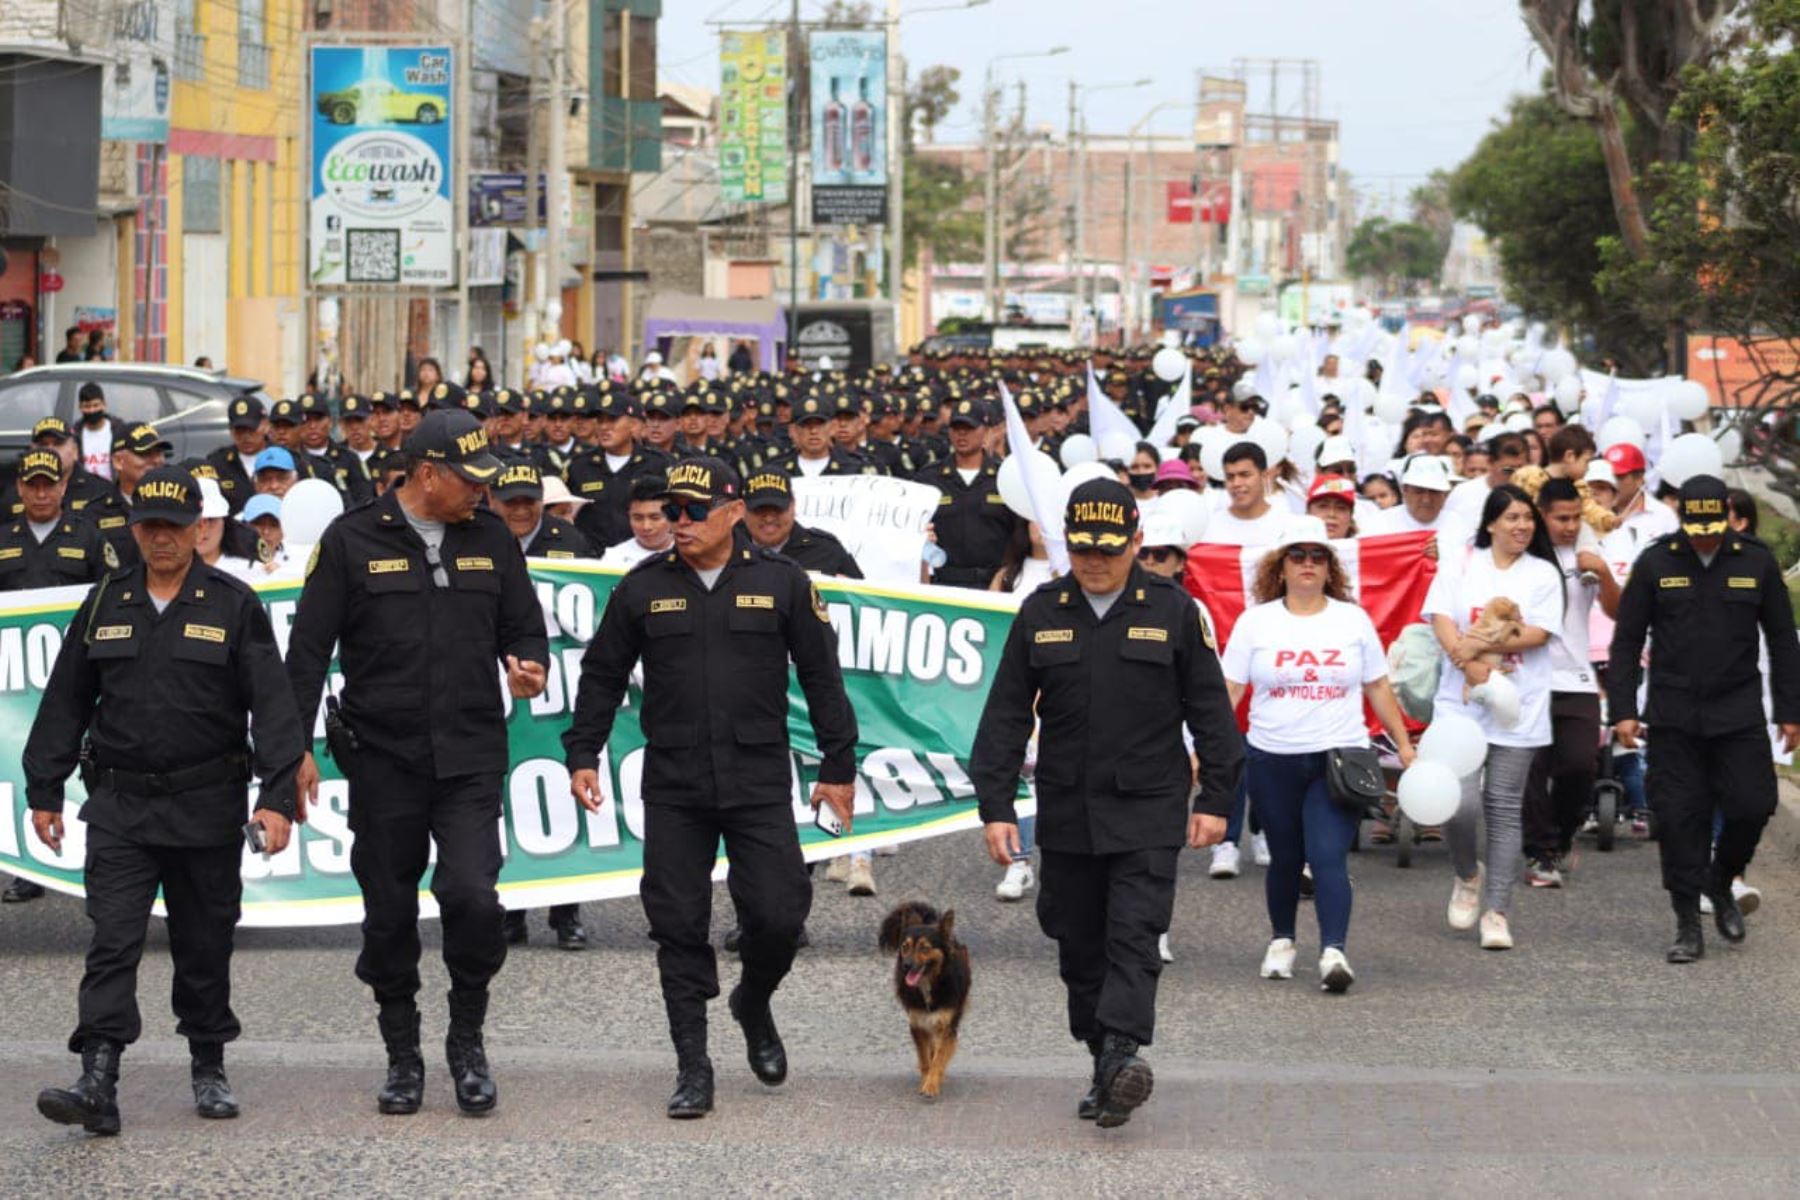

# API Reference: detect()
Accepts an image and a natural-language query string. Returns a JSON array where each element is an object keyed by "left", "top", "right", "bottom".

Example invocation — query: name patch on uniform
[
  {"left": 736, "top": 594, "right": 775, "bottom": 610},
  {"left": 937, "top": 495, "right": 951, "bottom": 506},
  {"left": 1034, "top": 629, "right": 1075, "bottom": 644},
  {"left": 546, "top": 550, "right": 575, "bottom": 559},
  {"left": 1728, "top": 576, "right": 1757, "bottom": 589},
  {"left": 57, "top": 547, "right": 86, "bottom": 560},
  {"left": 0, "top": 547, "right": 20, "bottom": 561},
  {"left": 367, "top": 559, "right": 410, "bottom": 574},
  {"left": 580, "top": 481, "right": 606, "bottom": 494},
  {"left": 93, "top": 625, "right": 133, "bottom": 641},
  {"left": 183, "top": 623, "right": 226, "bottom": 644},
  {"left": 650, "top": 598, "right": 687, "bottom": 614},
  {"left": 985, "top": 494, "right": 1005, "bottom": 504},
  {"left": 1660, "top": 576, "right": 1690, "bottom": 589},
  {"left": 1127, "top": 626, "right": 1169, "bottom": 642},
  {"left": 98, "top": 516, "right": 127, "bottom": 530},
  {"left": 455, "top": 556, "right": 494, "bottom": 572}
]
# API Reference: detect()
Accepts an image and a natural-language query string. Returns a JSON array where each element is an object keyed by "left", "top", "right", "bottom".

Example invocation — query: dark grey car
[{"left": 0, "top": 364, "right": 269, "bottom": 470}]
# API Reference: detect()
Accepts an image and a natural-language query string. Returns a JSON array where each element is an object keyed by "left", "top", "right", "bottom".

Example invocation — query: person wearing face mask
[
  {"left": 1126, "top": 443, "right": 1160, "bottom": 501},
  {"left": 74, "top": 382, "right": 124, "bottom": 481}
]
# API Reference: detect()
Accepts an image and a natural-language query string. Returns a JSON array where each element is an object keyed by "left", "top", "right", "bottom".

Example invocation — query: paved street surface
[{"left": 6, "top": 797, "right": 1800, "bottom": 1198}]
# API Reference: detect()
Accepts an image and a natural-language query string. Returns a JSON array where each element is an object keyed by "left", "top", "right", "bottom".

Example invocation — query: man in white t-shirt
[
  {"left": 75, "top": 382, "right": 122, "bottom": 481},
  {"left": 1367, "top": 454, "right": 1468, "bottom": 551},
  {"left": 1442, "top": 430, "right": 1528, "bottom": 527},
  {"left": 1205, "top": 441, "right": 1286, "bottom": 547},
  {"left": 596, "top": 477, "right": 675, "bottom": 568}
]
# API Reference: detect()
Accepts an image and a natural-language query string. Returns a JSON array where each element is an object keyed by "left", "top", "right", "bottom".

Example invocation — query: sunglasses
[
  {"left": 660, "top": 499, "right": 721, "bottom": 524},
  {"left": 1137, "top": 547, "right": 1181, "bottom": 565},
  {"left": 1284, "top": 546, "right": 1331, "bottom": 565}
]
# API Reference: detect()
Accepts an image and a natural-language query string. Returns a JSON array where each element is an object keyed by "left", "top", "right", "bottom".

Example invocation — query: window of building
[
  {"left": 239, "top": 0, "right": 271, "bottom": 89},
  {"left": 175, "top": 0, "right": 205, "bottom": 82},
  {"left": 594, "top": 183, "right": 626, "bottom": 254},
  {"left": 628, "top": 16, "right": 656, "bottom": 102},
  {"left": 601, "top": 10, "right": 624, "bottom": 100},
  {"left": 183, "top": 156, "right": 222, "bottom": 234}
]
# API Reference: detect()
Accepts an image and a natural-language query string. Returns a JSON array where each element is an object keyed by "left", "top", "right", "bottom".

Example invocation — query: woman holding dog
[
  {"left": 1220, "top": 516, "right": 1417, "bottom": 993},
  {"left": 1422, "top": 484, "right": 1563, "bottom": 950}
]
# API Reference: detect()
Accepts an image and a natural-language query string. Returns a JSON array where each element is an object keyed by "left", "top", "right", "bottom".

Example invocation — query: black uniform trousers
[
  {"left": 75, "top": 820, "right": 243, "bottom": 1053},
  {"left": 347, "top": 748, "right": 507, "bottom": 1004},
  {"left": 1523, "top": 692, "right": 1602, "bottom": 861},
  {"left": 640, "top": 799, "right": 811, "bottom": 1031},
  {"left": 1035, "top": 845, "right": 1179, "bottom": 1047},
  {"left": 1648, "top": 725, "right": 1778, "bottom": 899}
]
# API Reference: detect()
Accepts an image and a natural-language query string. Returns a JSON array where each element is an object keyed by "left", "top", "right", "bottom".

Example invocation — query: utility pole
[
  {"left": 981, "top": 68, "right": 999, "bottom": 324},
  {"left": 787, "top": 0, "right": 801, "bottom": 359},
  {"left": 1064, "top": 81, "right": 1077, "bottom": 333},
  {"left": 886, "top": 0, "right": 902, "bottom": 332},
  {"left": 545, "top": 0, "right": 568, "bottom": 340}
]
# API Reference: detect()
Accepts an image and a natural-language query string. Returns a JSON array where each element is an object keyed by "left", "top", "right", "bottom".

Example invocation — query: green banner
[{"left": 0, "top": 565, "right": 1027, "bottom": 926}]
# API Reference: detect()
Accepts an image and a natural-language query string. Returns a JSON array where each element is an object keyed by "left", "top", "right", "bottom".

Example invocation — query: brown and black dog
[{"left": 878, "top": 901, "right": 971, "bottom": 1098}]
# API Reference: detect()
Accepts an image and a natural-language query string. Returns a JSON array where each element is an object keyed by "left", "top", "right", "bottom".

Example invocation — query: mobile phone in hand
[
  {"left": 243, "top": 819, "right": 269, "bottom": 859},
  {"left": 814, "top": 803, "right": 844, "bottom": 838}
]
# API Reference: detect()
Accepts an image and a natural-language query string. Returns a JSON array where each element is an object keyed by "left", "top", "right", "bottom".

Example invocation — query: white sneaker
[
  {"left": 1251, "top": 832, "right": 1272, "bottom": 867},
  {"left": 1319, "top": 947, "right": 1354, "bottom": 993},
  {"left": 873, "top": 843, "right": 900, "bottom": 857},
  {"left": 995, "top": 858, "right": 1034, "bottom": 902},
  {"left": 1699, "top": 892, "right": 1715, "bottom": 915},
  {"left": 845, "top": 855, "right": 876, "bottom": 896},
  {"left": 1158, "top": 932, "right": 1174, "bottom": 963},
  {"left": 1259, "top": 937, "right": 1297, "bottom": 979},
  {"left": 1479, "top": 910, "right": 1513, "bottom": 950},
  {"left": 824, "top": 856, "right": 852, "bottom": 883},
  {"left": 1210, "top": 842, "right": 1242, "bottom": 879},
  {"left": 1732, "top": 877, "right": 1762, "bottom": 916},
  {"left": 1448, "top": 872, "right": 1481, "bottom": 931}
]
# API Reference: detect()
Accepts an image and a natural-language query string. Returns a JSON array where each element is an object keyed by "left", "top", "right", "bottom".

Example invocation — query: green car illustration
[{"left": 317, "top": 80, "right": 445, "bottom": 126}]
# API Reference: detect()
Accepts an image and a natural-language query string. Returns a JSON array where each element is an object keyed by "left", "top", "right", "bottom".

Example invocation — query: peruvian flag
[{"left": 1183, "top": 530, "right": 1439, "bottom": 732}]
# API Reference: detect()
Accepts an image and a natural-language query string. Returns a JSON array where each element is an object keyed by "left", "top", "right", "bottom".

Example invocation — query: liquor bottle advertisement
[{"left": 808, "top": 30, "right": 888, "bottom": 226}]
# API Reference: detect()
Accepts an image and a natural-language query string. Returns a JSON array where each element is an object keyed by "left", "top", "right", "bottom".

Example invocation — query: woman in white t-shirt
[
  {"left": 1221, "top": 516, "right": 1417, "bottom": 993},
  {"left": 1422, "top": 483, "right": 1563, "bottom": 951}
]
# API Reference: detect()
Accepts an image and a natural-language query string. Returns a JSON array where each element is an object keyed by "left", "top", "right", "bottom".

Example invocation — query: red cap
[
  {"left": 1603, "top": 442, "right": 1646, "bottom": 475},
  {"left": 1306, "top": 473, "right": 1357, "bottom": 507}
]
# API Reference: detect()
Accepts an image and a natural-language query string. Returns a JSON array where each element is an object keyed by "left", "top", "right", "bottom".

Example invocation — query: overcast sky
[{"left": 659, "top": 0, "right": 1546, "bottom": 216}]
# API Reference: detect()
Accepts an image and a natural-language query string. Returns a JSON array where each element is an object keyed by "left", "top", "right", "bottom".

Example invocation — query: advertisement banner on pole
[
  {"left": 308, "top": 44, "right": 456, "bottom": 287},
  {"left": 808, "top": 30, "right": 887, "bottom": 226},
  {"left": 101, "top": 0, "right": 173, "bottom": 143},
  {"left": 719, "top": 30, "right": 790, "bottom": 205}
]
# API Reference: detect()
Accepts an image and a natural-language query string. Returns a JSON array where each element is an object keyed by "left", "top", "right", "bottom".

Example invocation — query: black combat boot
[
  {"left": 667, "top": 1024, "right": 714, "bottom": 1119},
  {"left": 1076, "top": 1038, "right": 1105, "bottom": 1120},
  {"left": 1706, "top": 872, "right": 1746, "bottom": 944},
  {"left": 445, "top": 990, "right": 497, "bottom": 1115},
  {"left": 728, "top": 984, "right": 787, "bottom": 1086},
  {"left": 549, "top": 905, "right": 588, "bottom": 951},
  {"left": 1094, "top": 1032, "right": 1155, "bottom": 1129},
  {"left": 376, "top": 1002, "right": 425, "bottom": 1115},
  {"left": 190, "top": 1041, "right": 239, "bottom": 1119},
  {"left": 37, "top": 1038, "right": 122, "bottom": 1135},
  {"left": 1667, "top": 896, "right": 1705, "bottom": 964}
]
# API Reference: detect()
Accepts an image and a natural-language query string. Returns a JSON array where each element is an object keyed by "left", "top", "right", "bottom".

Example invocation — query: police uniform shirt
[
  {"left": 1607, "top": 530, "right": 1800, "bottom": 736},
  {"left": 23, "top": 558, "right": 306, "bottom": 845},
  {"left": 323, "top": 443, "right": 377, "bottom": 505},
  {"left": 80, "top": 490, "right": 142, "bottom": 570},
  {"left": 1, "top": 464, "right": 117, "bottom": 520},
  {"left": 563, "top": 545, "right": 859, "bottom": 809},
  {"left": 566, "top": 445, "right": 672, "bottom": 549},
  {"left": 765, "top": 445, "right": 881, "bottom": 479},
  {"left": 523, "top": 512, "right": 595, "bottom": 560},
  {"left": 0, "top": 513, "right": 116, "bottom": 590},
  {"left": 204, "top": 444, "right": 257, "bottom": 514},
  {"left": 918, "top": 453, "right": 1018, "bottom": 584},
  {"left": 970, "top": 569, "right": 1243, "bottom": 855},
  {"left": 286, "top": 489, "right": 550, "bottom": 779},
  {"left": 775, "top": 525, "right": 863, "bottom": 579}
]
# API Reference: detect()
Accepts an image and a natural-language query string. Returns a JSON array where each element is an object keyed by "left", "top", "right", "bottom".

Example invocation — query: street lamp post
[{"left": 982, "top": 45, "right": 1067, "bottom": 323}]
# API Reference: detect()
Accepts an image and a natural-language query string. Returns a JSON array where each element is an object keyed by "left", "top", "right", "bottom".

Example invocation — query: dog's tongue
[{"left": 905, "top": 967, "right": 925, "bottom": 987}]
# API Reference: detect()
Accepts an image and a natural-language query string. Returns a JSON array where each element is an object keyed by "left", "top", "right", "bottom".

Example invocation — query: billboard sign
[
  {"left": 719, "top": 30, "right": 789, "bottom": 205},
  {"left": 309, "top": 45, "right": 456, "bottom": 287},
  {"left": 102, "top": 0, "right": 174, "bottom": 143},
  {"left": 808, "top": 30, "right": 887, "bottom": 225}
]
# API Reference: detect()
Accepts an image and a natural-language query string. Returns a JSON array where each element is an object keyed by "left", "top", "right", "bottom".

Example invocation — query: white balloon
[
  {"left": 1250, "top": 417, "right": 1289, "bottom": 466},
  {"left": 1287, "top": 424, "right": 1326, "bottom": 470},
  {"left": 1503, "top": 411, "right": 1533, "bottom": 433},
  {"left": 1454, "top": 364, "right": 1479, "bottom": 393},
  {"left": 1552, "top": 375, "right": 1583, "bottom": 416},
  {"left": 1470, "top": 672, "right": 1521, "bottom": 729},
  {"left": 1200, "top": 436, "right": 1230, "bottom": 482},
  {"left": 1098, "top": 432, "right": 1138, "bottom": 462},
  {"left": 1666, "top": 379, "right": 1710, "bottom": 422},
  {"left": 1396, "top": 761, "right": 1462, "bottom": 825},
  {"left": 1416, "top": 713, "right": 1488, "bottom": 778},
  {"left": 280, "top": 478, "right": 345, "bottom": 546},
  {"left": 1062, "top": 460, "right": 1117, "bottom": 490},
  {"left": 1235, "top": 339, "right": 1265, "bottom": 366},
  {"left": 1461, "top": 314, "right": 1482, "bottom": 337},
  {"left": 1619, "top": 389, "right": 1664, "bottom": 430},
  {"left": 1253, "top": 313, "right": 1278, "bottom": 341},
  {"left": 996, "top": 451, "right": 1062, "bottom": 522},
  {"left": 1713, "top": 425, "right": 1743, "bottom": 463},
  {"left": 1271, "top": 333, "right": 1299, "bottom": 362},
  {"left": 1598, "top": 415, "right": 1647, "bottom": 453},
  {"left": 1373, "top": 390, "right": 1409, "bottom": 425},
  {"left": 1152, "top": 487, "right": 1210, "bottom": 544},
  {"left": 1289, "top": 410, "right": 1319, "bottom": 432},
  {"left": 1540, "top": 348, "right": 1576, "bottom": 384},
  {"left": 1058, "top": 433, "right": 1097, "bottom": 468},
  {"left": 1152, "top": 347, "right": 1188, "bottom": 383},
  {"left": 1271, "top": 388, "right": 1303, "bottom": 426},
  {"left": 1659, "top": 432, "right": 1725, "bottom": 487}
]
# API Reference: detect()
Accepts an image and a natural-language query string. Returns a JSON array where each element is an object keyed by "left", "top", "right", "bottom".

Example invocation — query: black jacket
[
  {"left": 566, "top": 444, "right": 671, "bottom": 549},
  {"left": 763, "top": 447, "right": 882, "bottom": 479},
  {"left": 563, "top": 543, "right": 859, "bottom": 808},
  {"left": 1607, "top": 531, "right": 1800, "bottom": 735},
  {"left": 79, "top": 489, "right": 141, "bottom": 570},
  {"left": 917, "top": 454, "right": 1019, "bottom": 587},
  {"left": 0, "top": 513, "right": 116, "bottom": 590},
  {"left": 286, "top": 490, "right": 550, "bottom": 779},
  {"left": 523, "top": 512, "right": 596, "bottom": 559},
  {"left": 23, "top": 558, "right": 306, "bottom": 844},
  {"left": 970, "top": 567, "right": 1243, "bottom": 855},
  {"left": 204, "top": 445, "right": 256, "bottom": 514},
  {"left": 774, "top": 524, "right": 862, "bottom": 578},
  {"left": 0, "top": 463, "right": 117, "bottom": 520}
]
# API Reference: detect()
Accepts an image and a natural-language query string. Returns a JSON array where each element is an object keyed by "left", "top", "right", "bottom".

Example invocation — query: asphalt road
[{"left": 4, "top": 796, "right": 1800, "bottom": 1198}]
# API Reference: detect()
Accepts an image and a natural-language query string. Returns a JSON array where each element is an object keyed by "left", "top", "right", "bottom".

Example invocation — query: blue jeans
[
  {"left": 1246, "top": 747, "right": 1359, "bottom": 950},
  {"left": 1018, "top": 814, "right": 1037, "bottom": 857},
  {"left": 1616, "top": 749, "right": 1648, "bottom": 815},
  {"left": 1223, "top": 772, "right": 1261, "bottom": 844}
]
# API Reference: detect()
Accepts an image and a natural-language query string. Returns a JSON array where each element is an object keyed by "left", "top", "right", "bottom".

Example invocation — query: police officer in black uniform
[
  {"left": 918, "top": 397, "right": 1018, "bottom": 587},
  {"left": 287, "top": 409, "right": 549, "bottom": 1117},
  {"left": 563, "top": 456, "right": 858, "bottom": 1120},
  {"left": 206, "top": 396, "right": 270, "bottom": 514},
  {"left": 740, "top": 469, "right": 863, "bottom": 577},
  {"left": 1, "top": 417, "right": 117, "bottom": 519},
  {"left": 765, "top": 394, "right": 881, "bottom": 479},
  {"left": 83, "top": 422, "right": 174, "bottom": 570},
  {"left": 0, "top": 449, "right": 117, "bottom": 590},
  {"left": 24, "top": 466, "right": 306, "bottom": 1135},
  {"left": 970, "top": 479, "right": 1241, "bottom": 1129},
  {"left": 1607, "top": 474, "right": 1800, "bottom": 963},
  {"left": 566, "top": 390, "right": 670, "bottom": 550}
]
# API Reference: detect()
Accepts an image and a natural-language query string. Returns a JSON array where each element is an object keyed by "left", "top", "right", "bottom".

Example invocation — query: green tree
[
  {"left": 903, "top": 156, "right": 982, "bottom": 269},
  {"left": 1408, "top": 168, "right": 1455, "bottom": 259},
  {"left": 904, "top": 64, "right": 961, "bottom": 152},
  {"left": 1345, "top": 217, "right": 1444, "bottom": 295},
  {"left": 1449, "top": 89, "right": 1665, "bottom": 372}
]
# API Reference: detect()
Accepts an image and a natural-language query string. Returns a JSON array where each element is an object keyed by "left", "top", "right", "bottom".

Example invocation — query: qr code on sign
[{"left": 346, "top": 229, "right": 401, "bottom": 282}]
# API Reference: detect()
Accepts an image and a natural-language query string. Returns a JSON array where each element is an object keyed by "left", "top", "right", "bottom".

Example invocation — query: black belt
[{"left": 95, "top": 754, "right": 249, "bottom": 795}]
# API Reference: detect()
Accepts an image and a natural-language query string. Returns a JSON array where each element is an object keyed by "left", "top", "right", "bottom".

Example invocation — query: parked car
[
  {"left": 315, "top": 80, "right": 445, "bottom": 126},
  {"left": 0, "top": 363, "right": 267, "bottom": 473}
]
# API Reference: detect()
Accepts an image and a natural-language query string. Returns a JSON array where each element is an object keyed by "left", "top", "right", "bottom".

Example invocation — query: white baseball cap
[
  {"left": 645, "top": 350, "right": 663, "bottom": 365},
  {"left": 1400, "top": 454, "right": 1453, "bottom": 492},
  {"left": 1272, "top": 514, "right": 1333, "bottom": 552},
  {"left": 1316, "top": 435, "right": 1356, "bottom": 468},
  {"left": 196, "top": 476, "right": 229, "bottom": 519},
  {"left": 1139, "top": 511, "right": 1187, "bottom": 551},
  {"left": 1583, "top": 459, "right": 1618, "bottom": 489}
]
